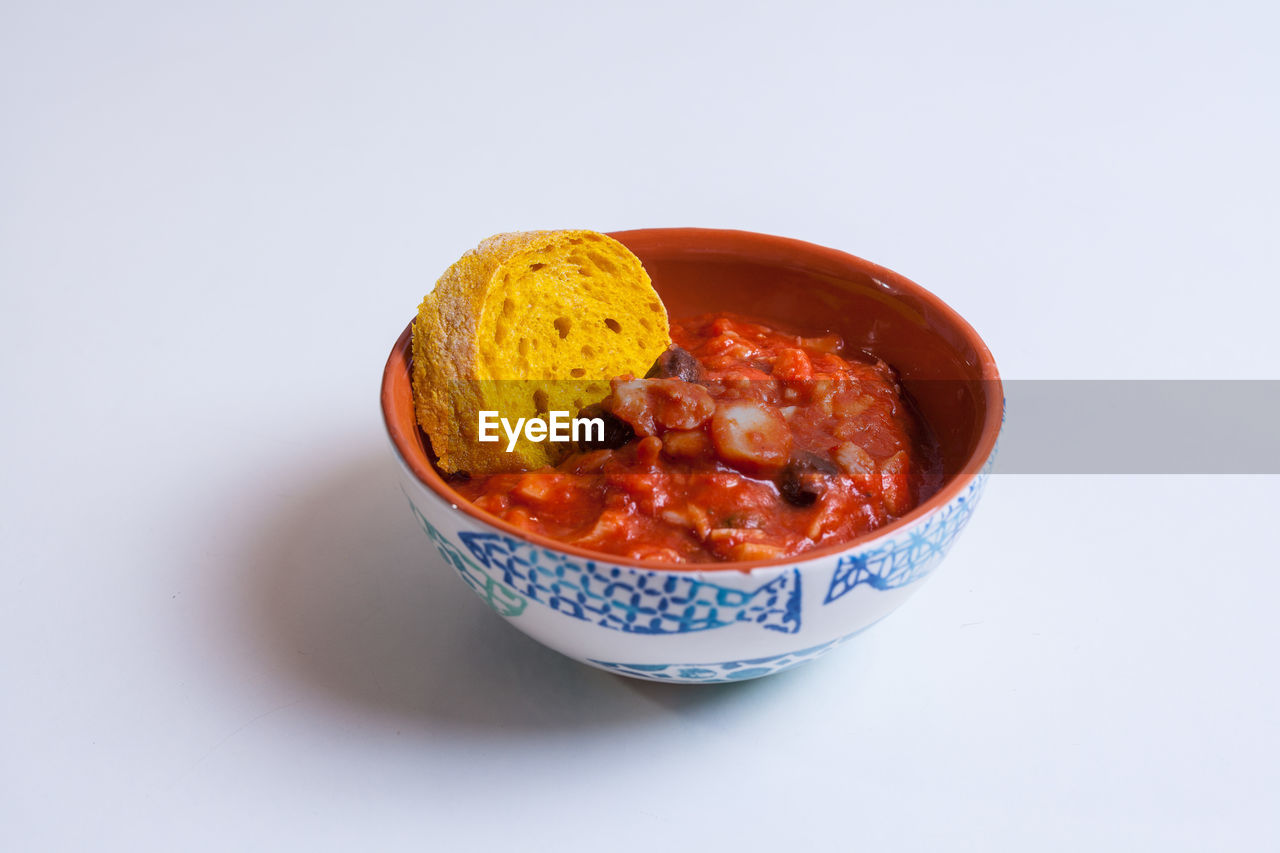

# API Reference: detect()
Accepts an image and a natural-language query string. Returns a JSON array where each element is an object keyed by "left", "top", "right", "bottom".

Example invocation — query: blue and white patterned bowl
[{"left": 382, "top": 228, "right": 1002, "bottom": 683}]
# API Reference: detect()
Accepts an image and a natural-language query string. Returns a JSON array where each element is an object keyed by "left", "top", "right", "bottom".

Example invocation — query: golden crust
[{"left": 412, "top": 230, "right": 671, "bottom": 473}]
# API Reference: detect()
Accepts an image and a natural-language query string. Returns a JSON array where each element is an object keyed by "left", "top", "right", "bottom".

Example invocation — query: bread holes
[
  {"left": 572, "top": 397, "right": 584, "bottom": 409},
  {"left": 586, "top": 252, "right": 616, "bottom": 274},
  {"left": 570, "top": 368, "right": 586, "bottom": 378},
  {"left": 518, "top": 338, "right": 529, "bottom": 359},
  {"left": 604, "top": 318, "right": 622, "bottom": 333},
  {"left": 554, "top": 317, "right": 572, "bottom": 339},
  {"left": 503, "top": 298, "right": 515, "bottom": 317},
  {"left": 533, "top": 388, "right": 549, "bottom": 413},
  {"left": 581, "top": 345, "right": 595, "bottom": 358},
  {"left": 529, "top": 263, "right": 546, "bottom": 272},
  {"left": 639, "top": 319, "right": 652, "bottom": 331},
  {"left": 648, "top": 301, "right": 662, "bottom": 312}
]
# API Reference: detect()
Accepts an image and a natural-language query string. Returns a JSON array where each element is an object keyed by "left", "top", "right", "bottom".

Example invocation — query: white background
[{"left": 3, "top": 1, "right": 1278, "bottom": 850}]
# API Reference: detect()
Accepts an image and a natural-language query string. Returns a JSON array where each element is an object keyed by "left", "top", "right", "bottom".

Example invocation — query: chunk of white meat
[
  {"left": 709, "top": 400, "right": 792, "bottom": 476},
  {"left": 834, "top": 442, "right": 877, "bottom": 492},
  {"left": 879, "top": 450, "right": 912, "bottom": 516},
  {"left": 609, "top": 378, "right": 715, "bottom": 436}
]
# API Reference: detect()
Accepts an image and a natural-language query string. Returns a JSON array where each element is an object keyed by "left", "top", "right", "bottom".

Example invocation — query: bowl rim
[{"left": 381, "top": 227, "right": 1003, "bottom": 574}]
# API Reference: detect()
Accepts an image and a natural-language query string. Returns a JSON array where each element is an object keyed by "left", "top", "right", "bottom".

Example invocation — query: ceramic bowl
[{"left": 381, "top": 228, "right": 1002, "bottom": 683}]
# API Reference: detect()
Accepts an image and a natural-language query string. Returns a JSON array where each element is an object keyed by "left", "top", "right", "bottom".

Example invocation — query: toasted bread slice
[{"left": 412, "top": 230, "right": 671, "bottom": 473}]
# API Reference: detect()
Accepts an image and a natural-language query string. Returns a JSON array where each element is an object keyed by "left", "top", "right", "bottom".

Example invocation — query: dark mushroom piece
[
  {"left": 777, "top": 450, "right": 841, "bottom": 507},
  {"left": 645, "top": 345, "right": 704, "bottom": 384},
  {"left": 576, "top": 402, "right": 636, "bottom": 451}
]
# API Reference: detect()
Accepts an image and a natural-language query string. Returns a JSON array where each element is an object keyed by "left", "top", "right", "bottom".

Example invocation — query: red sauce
[{"left": 452, "top": 313, "right": 941, "bottom": 563}]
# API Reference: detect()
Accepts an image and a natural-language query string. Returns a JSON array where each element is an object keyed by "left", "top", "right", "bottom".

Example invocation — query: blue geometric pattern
[
  {"left": 823, "top": 472, "right": 989, "bottom": 605},
  {"left": 589, "top": 634, "right": 858, "bottom": 683},
  {"left": 408, "top": 455, "right": 994, "bottom": 638},
  {"left": 458, "top": 530, "right": 802, "bottom": 635}
]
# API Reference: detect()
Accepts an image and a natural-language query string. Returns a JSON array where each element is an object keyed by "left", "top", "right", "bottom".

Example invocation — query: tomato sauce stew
[{"left": 451, "top": 313, "right": 942, "bottom": 564}]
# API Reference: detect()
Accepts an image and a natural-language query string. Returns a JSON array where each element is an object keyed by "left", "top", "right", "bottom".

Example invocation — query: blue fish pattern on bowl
[
  {"left": 823, "top": 469, "right": 989, "bottom": 605},
  {"left": 404, "top": 453, "right": 991, "bottom": 660},
  {"left": 457, "top": 528, "right": 802, "bottom": 635},
  {"left": 407, "top": 496, "right": 801, "bottom": 634}
]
